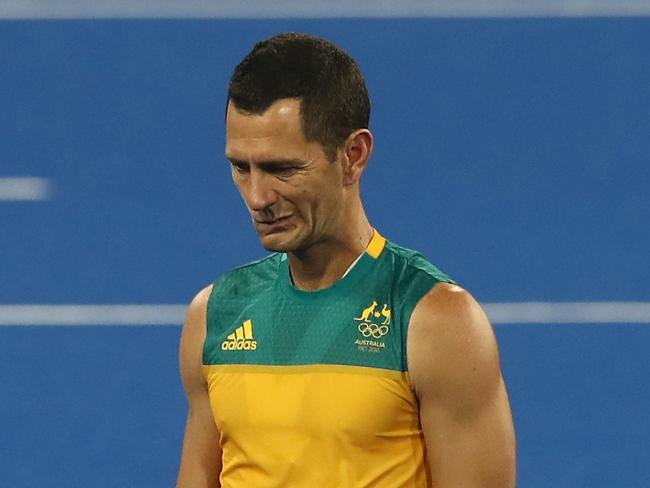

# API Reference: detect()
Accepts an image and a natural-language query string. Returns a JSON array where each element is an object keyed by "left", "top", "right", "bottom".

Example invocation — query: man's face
[{"left": 225, "top": 98, "right": 345, "bottom": 253}]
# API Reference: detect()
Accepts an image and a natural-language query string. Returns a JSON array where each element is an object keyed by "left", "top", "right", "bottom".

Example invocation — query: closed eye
[
  {"left": 259, "top": 160, "right": 306, "bottom": 176},
  {"left": 230, "top": 160, "right": 249, "bottom": 173},
  {"left": 265, "top": 165, "right": 299, "bottom": 175},
  {"left": 226, "top": 157, "right": 307, "bottom": 177}
]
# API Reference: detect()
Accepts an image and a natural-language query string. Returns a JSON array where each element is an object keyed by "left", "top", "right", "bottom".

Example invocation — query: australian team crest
[{"left": 353, "top": 300, "right": 392, "bottom": 352}]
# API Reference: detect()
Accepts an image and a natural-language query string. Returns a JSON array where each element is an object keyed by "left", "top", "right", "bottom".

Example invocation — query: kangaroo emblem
[
  {"left": 380, "top": 304, "right": 391, "bottom": 325},
  {"left": 355, "top": 301, "right": 378, "bottom": 321}
]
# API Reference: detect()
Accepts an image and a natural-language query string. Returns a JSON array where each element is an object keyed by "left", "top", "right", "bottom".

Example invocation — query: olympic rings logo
[{"left": 357, "top": 322, "right": 389, "bottom": 338}]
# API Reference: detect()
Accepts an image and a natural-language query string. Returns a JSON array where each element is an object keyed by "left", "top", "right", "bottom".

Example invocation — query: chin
[{"left": 258, "top": 232, "right": 299, "bottom": 253}]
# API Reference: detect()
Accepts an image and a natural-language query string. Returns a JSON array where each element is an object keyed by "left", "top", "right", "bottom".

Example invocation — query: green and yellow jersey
[{"left": 203, "top": 231, "right": 454, "bottom": 487}]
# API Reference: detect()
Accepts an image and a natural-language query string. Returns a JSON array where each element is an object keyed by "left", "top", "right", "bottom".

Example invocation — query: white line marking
[
  {"left": 1, "top": 303, "right": 650, "bottom": 326},
  {"left": 1, "top": 0, "right": 650, "bottom": 18},
  {"left": 0, "top": 177, "right": 52, "bottom": 201},
  {"left": 485, "top": 302, "right": 650, "bottom": 324},
  {"left": 0, "top": 305, "right": 187, "bottom": 326}
]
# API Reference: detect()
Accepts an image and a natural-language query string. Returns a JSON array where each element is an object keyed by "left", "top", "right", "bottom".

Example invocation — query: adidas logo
[{"left": 221, "top": 319, "right": 258, "bottom": 351}]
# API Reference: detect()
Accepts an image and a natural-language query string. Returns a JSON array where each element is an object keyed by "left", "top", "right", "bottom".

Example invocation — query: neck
[{"left": 287, "top": 210, "right": 373, "bottom": 291}]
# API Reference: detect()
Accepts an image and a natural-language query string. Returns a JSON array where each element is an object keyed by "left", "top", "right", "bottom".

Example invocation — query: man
[{"left": 177, "top": 32, "right": 515, "bottom": 487}]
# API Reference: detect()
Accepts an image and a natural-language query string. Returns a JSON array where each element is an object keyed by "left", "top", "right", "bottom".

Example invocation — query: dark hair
[{"left": 228, "top": 32, "right": 370, "bottom": 161}]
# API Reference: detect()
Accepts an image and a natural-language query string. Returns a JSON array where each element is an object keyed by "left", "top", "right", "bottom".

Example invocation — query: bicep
[
  {"left": 418, "top": 376, "right": 515, "bottom": 487},
  {"left": 408, "top": 284, "right": 516, "bottom": 487},
  {"left": 177, "top": 394, "right": 222, "bottom": 488},
  {"left": 177, "top": 285, "right": 222, "bottom": 488}
]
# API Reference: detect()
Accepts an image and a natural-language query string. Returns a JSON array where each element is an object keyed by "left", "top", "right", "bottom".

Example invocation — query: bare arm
[
  {"left": 407, "top": 283, "right": 516, "bottom": 487},
  {"left": 176, "top": 285, "right": 222, "bottom": 488}
]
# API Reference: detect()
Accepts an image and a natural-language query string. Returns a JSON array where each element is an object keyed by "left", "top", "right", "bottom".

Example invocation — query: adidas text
[{"left": 221, "top": 339, "right": 258, "bottom": 351}]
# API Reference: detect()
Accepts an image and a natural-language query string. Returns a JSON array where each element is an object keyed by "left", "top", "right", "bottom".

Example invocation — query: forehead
[{"left": 225, "top": 98, "right": 312, "bottom": 161}]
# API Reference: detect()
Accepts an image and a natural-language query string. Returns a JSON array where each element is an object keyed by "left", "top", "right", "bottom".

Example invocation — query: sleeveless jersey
[{"left": 203, "top": 231, "right": 454, "bottom": 488}]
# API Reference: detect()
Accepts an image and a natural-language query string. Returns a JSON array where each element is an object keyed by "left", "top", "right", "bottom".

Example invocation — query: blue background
[{"left": 1, "top": 19, "right": 649, "bottom": 486}]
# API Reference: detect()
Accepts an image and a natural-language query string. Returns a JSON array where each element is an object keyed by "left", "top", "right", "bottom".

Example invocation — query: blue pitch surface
[{"left": 2, "top": 18, "right": 649, "bottom": 487}]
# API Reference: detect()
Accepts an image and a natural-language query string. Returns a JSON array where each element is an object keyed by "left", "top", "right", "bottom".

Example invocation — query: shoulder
[
  {"left": 407, "top": 283, "right": 501, "bottom": 406},
  {"left": 411, "top": 282, "right": 490, "bottom": 334},
  {"left": 182, "top": 284, "right": 214, "bottom": 340},
  {"left": 188, "top": 284, "right": 214, "bottom": 314}
]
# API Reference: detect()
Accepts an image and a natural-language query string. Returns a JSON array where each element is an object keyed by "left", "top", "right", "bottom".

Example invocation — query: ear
[{"left": 342, "top": 129, "right": 373, "bottom": 186}]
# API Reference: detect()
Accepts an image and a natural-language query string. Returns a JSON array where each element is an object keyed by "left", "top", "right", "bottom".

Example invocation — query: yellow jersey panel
[{"left": 204, "top": 364, "right": 430, "bottom": 488}]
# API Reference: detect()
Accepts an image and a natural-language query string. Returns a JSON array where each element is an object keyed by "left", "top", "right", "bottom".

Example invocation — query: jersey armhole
[{"left": 400, "top": 268, "right": 456, "bottom": 376}]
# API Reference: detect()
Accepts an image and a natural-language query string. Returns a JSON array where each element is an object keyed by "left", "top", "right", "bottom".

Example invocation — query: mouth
[{"left": 254, "top": 215, "right": 293, "bottom": 231}]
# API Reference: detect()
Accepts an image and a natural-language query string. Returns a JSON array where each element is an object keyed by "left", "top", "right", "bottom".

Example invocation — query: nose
[{"left": 243, "top": 169, "right": 278, "bottom": 212}]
